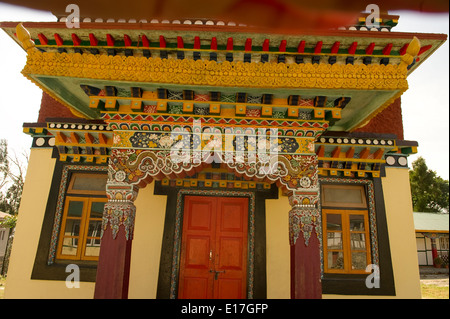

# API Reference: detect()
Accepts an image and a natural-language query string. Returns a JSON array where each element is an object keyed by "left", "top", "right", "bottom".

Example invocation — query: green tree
[{"left": 409, "top": 157, "right": 449, "bottom": 213}]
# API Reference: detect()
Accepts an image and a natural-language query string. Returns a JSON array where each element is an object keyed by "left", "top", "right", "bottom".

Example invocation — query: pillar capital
[{"left": 288, "top": 190, "right": 320, "bottom": 246}]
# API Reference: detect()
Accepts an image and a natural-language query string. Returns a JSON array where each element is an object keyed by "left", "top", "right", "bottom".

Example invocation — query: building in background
[
  {"left": 414, "top": 212, "right": 449, "bottom": 267},
  {"left": 0, "top": 4, "right": 447, "bottom": 299}
]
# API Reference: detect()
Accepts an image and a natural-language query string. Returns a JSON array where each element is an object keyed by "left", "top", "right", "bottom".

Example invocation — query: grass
[{"left": 421, "top": 283, "right": 449, "bottom": 299}]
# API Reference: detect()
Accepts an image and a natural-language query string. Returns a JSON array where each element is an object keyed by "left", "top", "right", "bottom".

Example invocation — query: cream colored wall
[
  {"left": 128, "top": 183, "right": 167, "bottom": 298},
  {"left": 265, "top": 188, "right": 291, "bottom": 298},
  {"left": 4, "top": 148, "right": 95, "bottom": 299},
  {"left": 379, "top": 167, "right": 421, "bottom": 298}
]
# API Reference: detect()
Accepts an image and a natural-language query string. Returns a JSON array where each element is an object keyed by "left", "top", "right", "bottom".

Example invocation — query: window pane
[
  {"left": 90, "top": 201, "right": 106, "bottom": 219},
  {"left": 328, "top": 251, "right": 344, "bottom": 269},
  {"left": 352, "top": 252, "right": 368, "bottom": 270},
  {"left": 67, "top": 201, "right": 84, "bottom": 217},
  {"left": 64, "top": 219, "right": 80, "bottom": 237},
  {"left": 87, "top": 220, "right": 102, "bottom": 237},
  {"left": 61, "top": 237, "right": 78, "bottom": 255},
  {"left": 322, "top": 185, "right": 366, "bottom": 207},
  {"left": 351, "top": 233, "right": 366, "bottom": 250},
  {"left": 84, "top": 238, "right": 101, "bottom": 257},
  {"left": 326, "top": 214, "right": 342, "bottom": 231},
  {"left": 71, "top": 173, "right": 107, "bottom": 192},
  {"left": 350, "top": 214, "right": 365, "bottom": 231},
  {"left": 327, "top": 232, "right": 342, "bottom": 249}
]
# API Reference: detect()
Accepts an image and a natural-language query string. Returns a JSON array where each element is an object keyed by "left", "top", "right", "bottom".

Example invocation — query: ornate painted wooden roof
[{"left": 0, "top": 13, "right": 446, "bottom": 182}]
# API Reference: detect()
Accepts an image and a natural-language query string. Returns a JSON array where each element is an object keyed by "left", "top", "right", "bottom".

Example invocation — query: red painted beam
[
  {"left": 331, "top": 41, "right": 340, "bottom": 54},
  {"left": 124, "top": 34, "right": 132, "bottom": 47},
  {"left": 279, "top": 40, "right": 287, "bottom": 52},
  {"left": 54, "top": 33, "right": 64, "bottom": 46},
  {"left": 89, "top": 33, "right": 98, "bottom": 46},
  {"left": 71, "top": 33, "right": 81, "bottom": 46},
  {"left": 297, "top": 40, "right": 305, "bottom": 53},
  {"left": 366, "top": 42, "right": 375, "bottom": 55},
  {"left": 211, "top": 37, "right": 218, "bottom": 50},
  {"left": 194, "top": 36, "right": 201, "bottom": 50},
  {"left": 226, "top": 37, "right": 233, "bottom": 50},
  {"left": 348, "top": 41, "right": 358, "bottom": 54},
  {"left": 141, "top": 34, "right": 150, "bottom": 47},
  {"left": 177, "top": 36, "right": 184, "bottom": 48},
  {"left": 106, "top": 34, "right": 115, "bottom": 46},
  {"left": 314, "top": 41, "right": 323, "bottom": 54},
  {"left": 399, "top": 43, "right": 409, "bottom": 55},
  {"left": 245, "top": 38, "right": 252, "bottom": 51},
  {"left": 418, "top": 44, "right": 432, "bottom": 56},
  {"left": 382, "top": 43, "right": 393, "bottom": 55},
  {"left": 37, "top": 33, "right": 48, "bottom": 45},
  {"left": 262, "top": 38, "right": 270, "bottom": 51},
  {"left": 159, "top": 35, "right": 166, "bottom": 48}
]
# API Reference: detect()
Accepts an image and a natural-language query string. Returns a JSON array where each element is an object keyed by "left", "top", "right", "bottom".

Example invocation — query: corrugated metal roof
[{"left": 413, "top": 212, "right": 449, "bottom": 232}]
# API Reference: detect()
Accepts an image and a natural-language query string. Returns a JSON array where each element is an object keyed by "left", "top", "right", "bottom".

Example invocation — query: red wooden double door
[{"left": 178, "top": 196, "right": 249, "bottom": 299}]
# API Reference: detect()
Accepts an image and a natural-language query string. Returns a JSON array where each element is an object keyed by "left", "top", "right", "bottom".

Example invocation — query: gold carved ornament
[{"left": 22, "top": 50, "right": 409, "bottom": 90}]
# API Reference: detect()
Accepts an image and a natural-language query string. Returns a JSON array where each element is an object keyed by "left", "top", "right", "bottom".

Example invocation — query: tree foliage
[
  {"left": 0, "top": 139, "right": 27, "bottom": 216},
  {"left": 409, "top": 157, "right": 449, "bottom": 213}
]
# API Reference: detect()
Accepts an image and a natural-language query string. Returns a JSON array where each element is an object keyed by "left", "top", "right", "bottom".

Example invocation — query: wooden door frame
[{"left": 155, "top": 182, "right": 278, "bottom": 299}]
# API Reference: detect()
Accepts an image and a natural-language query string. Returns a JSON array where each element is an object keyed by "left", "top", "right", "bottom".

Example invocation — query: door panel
[
  {"left": 178, "top": 197, "right": 216, "bottom": 299},
  {"left": 178, "top": 196, "right": 248, "bottom": 299}
]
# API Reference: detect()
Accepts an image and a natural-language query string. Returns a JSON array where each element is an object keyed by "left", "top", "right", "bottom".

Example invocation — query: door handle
[{"left": 209, "top": 269, "right": 226, "bottom": 280}]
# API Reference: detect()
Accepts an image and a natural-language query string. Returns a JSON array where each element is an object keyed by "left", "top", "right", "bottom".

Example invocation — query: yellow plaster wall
[
  {"left": 265, "top": 189, "right": 291, "bottom": 298},
  {"left": 4, "top": 148, "right": 95, "bottom": 299},
  {"left": 128, "top": 183, "right": 167, "bottom": 298},
  {"left": 379, "top": 167, "right": 421, "bottom": 298}
]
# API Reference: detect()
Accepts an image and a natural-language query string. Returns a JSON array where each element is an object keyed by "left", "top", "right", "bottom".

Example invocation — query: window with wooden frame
[
  {"left": 322, "top": 184, "right": 371, "bottom": 274},
  {"left": 56, "top": 172, "right": 107, "bottom": 261}
]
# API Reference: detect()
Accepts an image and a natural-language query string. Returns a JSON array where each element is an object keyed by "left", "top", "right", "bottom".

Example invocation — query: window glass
[
  {"left": 67, "top": 173, "right": 107, "bottom": 195},
  {"left": 326, "top": 214, "right": 342, "bottom": 231},
  {"left": 352, "top": 252, "right": 368, "bottom": 270},
  {"left": 323, "top": 208, "right": 371, "bottom": 274},
  {"left": 349, "top": 214, "right": 365, "bottom": 231},
  {"left": 56, "top": 171, "right": 107, "bottom": 262},
  {"left": 328, "top": 251, "right": 344, "bottom": 269},
  {"left": 322, "top": 185, "right": 367, "bottom": 208},
  {"left": 67, "top": 201, "right": 84, "bottom": 217},
  {"left": 327, "top": 232, "right": 343, "bottom": 249}
]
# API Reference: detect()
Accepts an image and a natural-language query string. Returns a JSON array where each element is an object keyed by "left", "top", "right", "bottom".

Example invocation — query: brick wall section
[
  {"left": 37, "top": 92, "right": 79, "bottom": 123},
  {"left": 354, "top": 97, "right": 404, "bottom": 140}
]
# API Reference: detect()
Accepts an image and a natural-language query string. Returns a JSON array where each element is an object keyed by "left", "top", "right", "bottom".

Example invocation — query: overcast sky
[{"left": 0, "top": 3, "right": 448, "bottom": 179}]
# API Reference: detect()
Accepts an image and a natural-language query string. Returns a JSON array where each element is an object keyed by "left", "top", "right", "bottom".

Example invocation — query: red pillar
[
  {"left": 288, "top": 191, "right": 322, "bottom": 299},
  {"left": 94, "top": 225, "right": 133, "bottom": 299},
  {"left": 94, "top": 196, "right": 136, "bottom": 299},
  {"left": 290, "top": 228, "right": 322, "bottom": 299}
]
